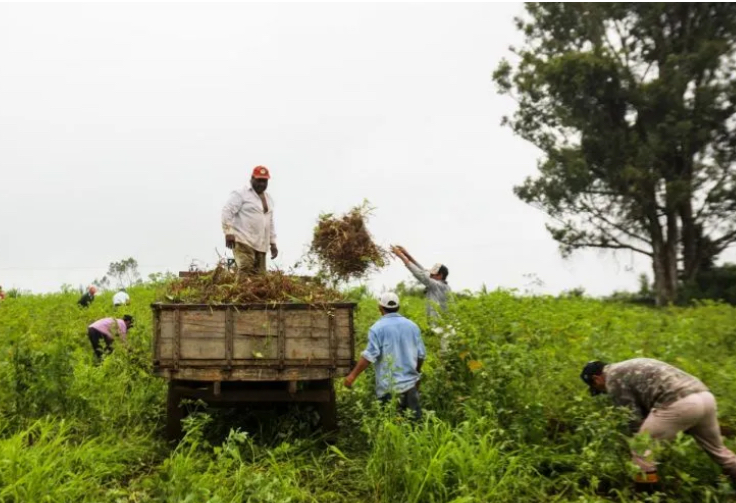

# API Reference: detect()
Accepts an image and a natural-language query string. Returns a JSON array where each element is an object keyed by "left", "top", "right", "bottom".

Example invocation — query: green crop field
[{"left": 1, "top": 285, "right": 736, "bottom": 502}]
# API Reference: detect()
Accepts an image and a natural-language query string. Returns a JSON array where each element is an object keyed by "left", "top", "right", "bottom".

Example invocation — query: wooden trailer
[{"left": 151, "top": 302, "right": 357, "bottom": 440}]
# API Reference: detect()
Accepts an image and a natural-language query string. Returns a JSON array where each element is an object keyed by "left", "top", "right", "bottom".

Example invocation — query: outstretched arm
[
  {"left": 343, "top": 357, "right": 371, "bottom": 388},
  {"left": 345, "top": 329, "right": 380, "bottom": 388},
  {"left": 392, "top": 246, "right": 433, "bottom": 287},
  {"left": 393, "top": 245, "right": 422, "bottom": 268}
]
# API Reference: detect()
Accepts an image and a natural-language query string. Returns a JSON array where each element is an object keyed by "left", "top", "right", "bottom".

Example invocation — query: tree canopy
[{"left": 494, "top": 3, "right": 736, "bottom": 304}]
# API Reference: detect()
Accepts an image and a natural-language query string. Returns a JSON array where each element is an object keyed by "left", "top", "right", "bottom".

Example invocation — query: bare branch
[
  {"left": 694, "top": 168, "right": 732, "bottom": 221},
  {"left": 639, "top": 61, "right": 654, "bottom": 84},
  {"left": 711, "top": 228, "right": 736, "bottom": 253},
  {"left": 577, "top": 196, "right": 651, "bottom": 245},
  {"left": 612, "top": 20, "right": 631, "bottom": 67},
  {"left": 602, "top": 31, "right": 626, "bottom": 69},
  {"left": 566, "top": 241, "right": 653, "bottom": 257}
]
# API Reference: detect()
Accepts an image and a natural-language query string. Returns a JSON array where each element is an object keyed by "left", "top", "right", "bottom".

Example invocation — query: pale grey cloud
[{"left": 1, "top": 2, "right": 676, "bottom": 295}]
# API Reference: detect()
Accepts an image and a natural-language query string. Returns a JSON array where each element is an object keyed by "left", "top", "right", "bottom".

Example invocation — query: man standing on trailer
[
  {"left": 221, "top": 166, "right": 278, "bottom": 277},
  {"left": 344, "top": 292, "right": 426, "bottom": 420},
  {"left": 581, "top": 358, "right": 736, "bottom": 488}
]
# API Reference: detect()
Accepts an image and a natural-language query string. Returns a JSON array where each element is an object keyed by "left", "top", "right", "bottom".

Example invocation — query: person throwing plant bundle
[
  {"left": 581, "top": 358, "right": 736, "bottom": 488},
  {"left": 77, "top": 285, "right": 97, "bottom": 308},
  {"left": 344, "top": 292, "right": 426, "bottom": 420},
  {"left": 391, "top": 245, "right": 453, "bottom": 350},
  {"left": 221, "top": 166, "right": 278, "bottom": 277},
  {"left": 87, "top": 315, "right": 134, "bottom": 360},
  {"left": 391, "top": 246, "right": 450, "bottom": 319}
]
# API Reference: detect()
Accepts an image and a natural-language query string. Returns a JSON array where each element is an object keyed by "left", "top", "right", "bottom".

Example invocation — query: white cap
[
  {"left": 378, "top": 292, "right": 400, "bottom": 309},
  {"left": 429, "top": 263, "right": 443, "bottom": 275}
]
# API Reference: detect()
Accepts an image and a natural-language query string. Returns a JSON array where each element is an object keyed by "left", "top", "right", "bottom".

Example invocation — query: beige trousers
[
  {"left": 633, "top": 391, "right": 736, "bottom": 481},
  {"left": 234, "top": 242, "right": 266, "bottom": 277}
]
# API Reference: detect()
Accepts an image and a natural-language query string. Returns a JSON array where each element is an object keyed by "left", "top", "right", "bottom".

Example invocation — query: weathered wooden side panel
[
  {"left": 282, "top": 310, "right": 351, "bottom": 360},
  {"left": 233, "top": 310, "right": 279, "bottom": 359},
  {"left": 180, "top": 310, "right": 227, "bottom": 359},
  {"left": 152, "top": 303, "right": 356, "bottom": 381},
  {"left": 157, "top": 367, "right": 346, "bottom": 381},
  {"left": 158, "top": 311, "right": 176, "bottom": 360}
]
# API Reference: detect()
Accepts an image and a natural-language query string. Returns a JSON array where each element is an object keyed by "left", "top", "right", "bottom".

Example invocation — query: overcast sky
[{"left": 0, "top": 2, "right": 672, "bottom": 296}]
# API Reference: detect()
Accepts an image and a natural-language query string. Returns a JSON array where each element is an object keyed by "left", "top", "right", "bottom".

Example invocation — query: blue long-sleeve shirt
[{"left": 361, "top": 313, "right": 426, "bottom": 397}]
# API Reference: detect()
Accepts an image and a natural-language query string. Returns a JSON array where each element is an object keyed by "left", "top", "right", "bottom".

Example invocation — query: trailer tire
[
  {"left": 317, "top": 384, "right": 338, "bottom": 441},
  {"left": 166, "top": 382, "right": 185, "bottom": 442}
]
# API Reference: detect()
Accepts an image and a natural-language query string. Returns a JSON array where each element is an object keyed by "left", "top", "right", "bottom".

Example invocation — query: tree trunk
[
  {"left": 652, "top": 249, "right": 667, "bottom": 306},
  {"left": 680, "top": 199, "right": 698, "bottom": 281},
  {"left": 665, "top": 210, "right": 679, "bottom": 303},
  {"left": 649, "top": 196, "right": 679, "bottom": 306},
  {"left": 651, "top": 247, "right": 678, "bottom": 306},
  {"left": 651, "top": 231, "right": 671, "bottom": 306}
]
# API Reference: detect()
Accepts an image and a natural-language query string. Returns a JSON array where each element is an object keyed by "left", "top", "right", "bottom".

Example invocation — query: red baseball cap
[{"left": 252, "top": 166, "right": 271, "bottom": 179}]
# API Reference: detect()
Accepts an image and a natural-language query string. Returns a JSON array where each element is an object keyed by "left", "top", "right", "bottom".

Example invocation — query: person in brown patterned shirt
[{"left": 582, "top": 358, "right": 736, "bottom": 486}]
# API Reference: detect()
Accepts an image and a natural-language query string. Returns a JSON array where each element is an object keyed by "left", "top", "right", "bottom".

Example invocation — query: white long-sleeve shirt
[
  {"left": 112, "top": 291, "right": 130, "bottom": 306},
  {"left": 221, "top": 186, "right": 276, "bottom": 253}
]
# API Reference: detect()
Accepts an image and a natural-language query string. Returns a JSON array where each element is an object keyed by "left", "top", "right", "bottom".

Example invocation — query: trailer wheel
[
  {"left": 317, "top": 384, "right": 338, "bottom": 438},
  {"left": 166, "top": 382, "right": 185, "bottom": 442}
]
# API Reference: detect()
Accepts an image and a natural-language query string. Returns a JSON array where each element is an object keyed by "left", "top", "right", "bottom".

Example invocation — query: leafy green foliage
[
  {"left": 680, "top": 263, "right": 736, "bottom": 306},
  {"left": 0, "top": 285, "right": 735, "bottom": 501}
]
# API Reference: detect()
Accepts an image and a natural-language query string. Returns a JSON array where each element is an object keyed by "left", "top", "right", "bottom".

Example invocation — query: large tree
[{"left": 494, "top": 3, "right": 736, "bottom": 305}]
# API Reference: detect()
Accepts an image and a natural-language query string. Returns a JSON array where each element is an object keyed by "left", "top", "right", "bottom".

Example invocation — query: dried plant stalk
[
  {"left": 308, "top": 202, "right": 388, "bottom": 282},
  {"left": 162, "top": 262, "right": 344, "bottom": 305}
]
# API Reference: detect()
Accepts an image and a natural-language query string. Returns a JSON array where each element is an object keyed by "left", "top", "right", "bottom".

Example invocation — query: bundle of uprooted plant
[
  {"left": 308, "top": 202, "right": 388, "bottom": 282},
  {"left": 162, "top": 263, "right": 344, "bottom": 304}
]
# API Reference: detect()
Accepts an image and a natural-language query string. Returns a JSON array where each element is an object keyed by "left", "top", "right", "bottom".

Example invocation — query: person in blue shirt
[{"left": 343, "top": 292, "right": 427, "bottom": 420}]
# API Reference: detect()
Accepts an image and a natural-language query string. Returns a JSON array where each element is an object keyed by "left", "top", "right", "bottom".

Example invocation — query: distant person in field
[
  {"left": 581, "top": 358, "right": 736, "bottom": 488},
  {"left": 391, "top": 245, "right": 450, "bottom": 319},
  {"left": 344, "top": 292, "right": 426, "bottom": 420},
  {"left": 87, "top": 315, "right": 134, "bottom": 360},
  {"left": 77, "top": 285, "right": 97, "bottom": 308},
  {"left": 0, "top": 286, "right": 5, "bottom": 302},
  {"left": 391, "top": 245, "right": 453, "bottom": 350},
  {"left": 113, "top": 288, "right": 130, "bottom": 307},
  {"left": 221, "top": 165, "right": 278, "bottom": 277}
]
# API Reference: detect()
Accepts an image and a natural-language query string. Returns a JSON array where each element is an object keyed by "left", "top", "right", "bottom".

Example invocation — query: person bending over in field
[
  {"left": 87, "top": 315, "right": 134, "bottom": 361},
  {"left": 77, "top": 285, "right": 97, "bottom": 308},
  {"left": 581, "top": 358, "right": 736, "bottom": 489},
  {"left": 344, "top": 292, "right": 426, "bottom": 420},
  {"left": 221, "top": 165, "right": 278, "bottom": 277},
  {"left": 113, "top": 288, "right": 130, "bottom": 307}
]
